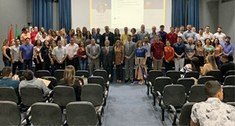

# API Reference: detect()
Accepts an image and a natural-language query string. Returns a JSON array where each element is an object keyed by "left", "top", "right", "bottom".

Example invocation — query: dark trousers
[
  {"left": 164, "top": 60, "right": 174, "bottom": 72},
  {"left": 184, "top": 58, "right": 191, "bottom": 65},
  {"left": 79, "top": 58, "right": 87, "bottom": 70},
  {"left": 23, "top": 59, "right": 32, "bottom": 70},
  {"left": 116, "top": 64, "right": 123, "bottom": 81},
  {"left": 55, "top": 62, "right": 65, "bottom": 70},
  {"left": 215, "top": 56, "right": 222, "bottom": 68},
  {"left": 103, "top": 64, "right": 113, "bottom": 82},
  {"left": 12, "top": 61, "right": 22, "bottom": 75},
  {"left": 34, "top": 58, "right": 43, "bottom": 72},
  {"left": 42, "top": 61, "right": 51, "bottom": 70},
  {"left": 3, "top": 60, "right": 11, "bottom": 67},
  {"left": 146, "top": 57, "right": 152, "bottom": 71},
  {"left": 67, "top": 58, "right": 77, "bottom": 70},
  {"left": 197, "top": 56, "right": 205, "bottom": 66}
]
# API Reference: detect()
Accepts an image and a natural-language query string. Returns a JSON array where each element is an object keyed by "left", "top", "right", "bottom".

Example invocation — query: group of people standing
[{"left": 1, "top": 24, "right": 234, "bottom": 84}]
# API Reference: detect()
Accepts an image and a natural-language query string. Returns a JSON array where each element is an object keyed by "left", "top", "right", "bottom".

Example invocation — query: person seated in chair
[
  {"left": 58, "top": 65, "right": 82, "bottom": 101},
  {"left": 0, "top": 67, "right": 20, "bottom": 89},
  {"left": 19, "top": 70, "right": 50, "bottom": 96},
  {"left": 191, "top": 81, "right": 235, "bottom": 126},
  {"left": 220, "top": 55, "right": 235, "bottom": 80},
  {"left": 180, "top": 57, "right": 200, "bottom": 75}
]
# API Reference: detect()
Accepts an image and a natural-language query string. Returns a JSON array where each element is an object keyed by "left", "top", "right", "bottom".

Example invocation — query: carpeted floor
[{"left": 102, "top": 83, "right": 172, "bottom": 126}]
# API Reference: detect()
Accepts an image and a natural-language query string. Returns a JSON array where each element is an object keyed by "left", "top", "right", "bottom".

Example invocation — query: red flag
[{"left": 8, "top": 25, "right": 14, "bottom": 46}]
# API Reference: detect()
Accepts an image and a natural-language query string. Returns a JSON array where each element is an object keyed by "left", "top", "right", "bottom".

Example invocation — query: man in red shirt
[
  {"left": 151, "top": 35, "right": 164, "bottom": 70},
  {"left": 30, "top": 26, "right": 39, "bottom": 45},
  {"left": 167, "top": 27, "right": 178, "bottom": 45}
]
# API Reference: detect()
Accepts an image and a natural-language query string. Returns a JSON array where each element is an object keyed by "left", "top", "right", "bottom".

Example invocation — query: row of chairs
[
  {"left": 151, "top": 84, "right": 235, "bottom": 125},
  {"left": 150, "top": 76, "right": 235, "bottom": 105},
  {"left": 19, "top": 69, "right": 108, "bottom": 82},
  {"left": 145, "top": 70, "right": 235, "bottom": 125},
  {"left": 0, "top": 101, "right": 100, "bottom": 126},
  {"left": 170, "top": 101, "right": 235, "bottom": 126},
  {"left": 145, "top": 70, "right": 235, "bottom": 95},
  {"left": 0, "top": 84, "right": 105, "bottom": 125}
]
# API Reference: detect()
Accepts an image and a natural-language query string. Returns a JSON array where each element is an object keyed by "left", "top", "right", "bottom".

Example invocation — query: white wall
[
  {"left": 199, "top": 0, "right": 219, "bottom": 32},
  {"left": 71, "top": 0, "right": 172, "bottom": 33},
  {"left": 218, "top": 0, "right": 235, "bottom": 42},
  {"left": 0, "top": 0, "right": 29, "bottom": 69},
  {"left": 200, "top": 0, "right": 235, "bottom": 57}
]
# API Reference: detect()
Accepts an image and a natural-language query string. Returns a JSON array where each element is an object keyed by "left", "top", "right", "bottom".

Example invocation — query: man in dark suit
[
  {"left": 101, "top": 26, "right": 115, "bottom": 46},
  {"left": 101, "top": 40, "right": 114, "bottom": 82}
]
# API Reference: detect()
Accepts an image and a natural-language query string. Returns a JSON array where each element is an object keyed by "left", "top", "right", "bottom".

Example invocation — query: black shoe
[
  {"left": 130, "top": 79, "right": 134, "bottom": 83},
  {"left": 125, "top": 80, "right": 128, "bottom": 83}
]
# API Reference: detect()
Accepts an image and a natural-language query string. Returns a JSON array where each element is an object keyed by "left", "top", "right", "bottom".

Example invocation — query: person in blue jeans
[{"left": 77, "top": 42, "right": 87, "bottom": 70}]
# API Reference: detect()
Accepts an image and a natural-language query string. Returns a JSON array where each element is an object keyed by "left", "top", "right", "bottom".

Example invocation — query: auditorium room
[{"left": 0, "top": 0, "right": 234, "bottom": 125}]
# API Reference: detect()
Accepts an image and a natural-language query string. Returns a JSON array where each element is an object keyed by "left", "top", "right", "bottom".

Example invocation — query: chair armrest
[
  {"left": 156, "top": 91, "right": 162, "bottom": 96},
  {"left": 149, "top": 82, "right": 152, "bottom": 87},
  {"left": 46, "top": 90, "right": 54, "bottom": 102},
  {"left": 96, "top": 106, "right": 103, "bottom": 125},
  {"left": 104, "top": 90, "right": 108, "bottom": 98},
  {"left": 168, "top": 105, "right": 177, "bottom": 125},
  {"left": 21, "top": 107, "right": 32, "bottom": 125}
]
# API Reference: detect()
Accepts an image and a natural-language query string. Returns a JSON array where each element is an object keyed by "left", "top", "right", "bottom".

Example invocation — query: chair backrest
[
  {"left": 188, "top": 84, "right": 207, "bottom": 102},
  {"left": 53, "top": 86, "right": 76, "bottom": 107},
  {"left": 66, "top": 101, "right": 98, "bottom": 126},
  {"left": 88, "top": 76, "right": 105, "bottom": 91},
  {"left": 76, "top": 70, "right": 90, "bottom": 78},
  {"left": 225, "top": 70, "right": 235, "bottom": 77},
  {"left": 223, "top": 85, "right": 235, "bottom": 102},
  {"left": 163, "top": 84, "right": 186, "bottom": 107},
  {"left": 166, "top": 70, "right": 181, "bottom": 84},
  {"left": 35, "top": 70, "right": 51, "bottom": 78},
  {"left": 20, "top": 87, "right": 45, "bottom": 107},
  {"left": 31, "top": 102, "right": 62, "bottom": 125},
  {"left": 0, "top": 87, "right": 19, "bottom": 104},
  {"left": 178, "top": 102, "right": 195, "bottom": 126},
  {"left": 224, "top": 75, "right": 235, "bottom": 86},
  {"left": 93, "top": 69, "right": 108, "bottom": 83},
  {"left": 206, "top": 70, "right": 222, "bottom": 82},
  {"left": 227, "top": 102, "right": 235, "bottom": 107},
  {"left": 54, "top": 69, "right": 65, "bottom": 82},
  {"left": 153, "top": 77, "right": 172, "bottom": 94},
  {"left": 41, "top": 76, "right": 57, "bottom": 89},
  {"left": 81, "top": 84, "right": 103, "bottom": 107},
  {"left": 198, "top": 76, "right": 216, "bottom": 84},
  {"left": 0, "top": 101, "right": 21, "bottom": 125},
  {"left": 147, "top": 70, "right": 163, "bottom": 84},
  {"left": 177, "top": 78, "right": 195, "bottom": 94},
  {"left": 184, "top": 71, "right": 200, "bottom": 79}
]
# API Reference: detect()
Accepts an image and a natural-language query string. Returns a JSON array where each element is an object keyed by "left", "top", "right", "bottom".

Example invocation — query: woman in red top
[
  {"left": 164, "top": 41, "right": 175, "bottom": 72},
  {"left": 77, "top": 42, "right": 87, "bottom": 70}
]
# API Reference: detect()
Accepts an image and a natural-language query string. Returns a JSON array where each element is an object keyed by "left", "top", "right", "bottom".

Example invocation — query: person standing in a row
[
  {"left": 101, "top": 40, "right": 114, "bottom": 82},
  {"left": 151, "top": 35, "right": 164, "bottom": 70},
  {"left": 114, "top": 40, "right": 124, "bottom": 83},
  {"left": 86, "top": 38, "right": 101, "bottom": 74},
  {"left": 20, "top": 38, "right": 34, "bottom": 70},
  {"left": 124, "top": 35, "right": 136, "bottom": 82}
]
